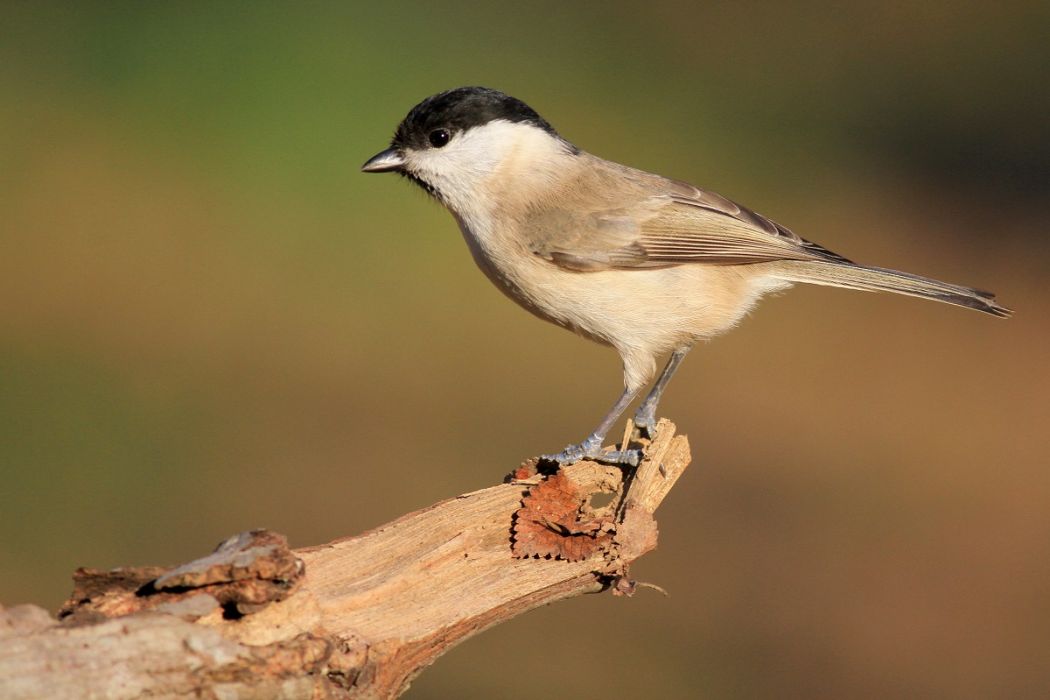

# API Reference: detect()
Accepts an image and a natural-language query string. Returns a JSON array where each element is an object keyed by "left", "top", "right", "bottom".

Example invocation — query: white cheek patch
[{"left": 405, "top": 120, "right": 565, "bottom": 214}]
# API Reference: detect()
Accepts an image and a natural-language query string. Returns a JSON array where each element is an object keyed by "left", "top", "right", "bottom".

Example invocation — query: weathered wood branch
[{"left": 0, "top": 420, "right": 690, "bottom": 699}]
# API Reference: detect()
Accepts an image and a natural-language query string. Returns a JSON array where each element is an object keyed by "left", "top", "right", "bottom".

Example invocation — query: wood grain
[{"left": 0, "top": 420, "right": 690, "bottom": 699}]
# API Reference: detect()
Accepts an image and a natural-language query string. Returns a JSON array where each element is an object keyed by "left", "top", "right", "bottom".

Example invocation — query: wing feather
[{"left": 526, "top": 159, "right": 852, "bottom": 271}]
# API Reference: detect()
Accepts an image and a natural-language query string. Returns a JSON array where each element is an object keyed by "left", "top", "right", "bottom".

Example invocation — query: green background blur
[{"left": 2, "top": 2, "right": 1048, "bottom": 697}]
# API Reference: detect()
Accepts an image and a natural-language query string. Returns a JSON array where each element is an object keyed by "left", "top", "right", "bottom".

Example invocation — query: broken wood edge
[{"left": 0, "top": 419, "right": 691, "bottom": 699}]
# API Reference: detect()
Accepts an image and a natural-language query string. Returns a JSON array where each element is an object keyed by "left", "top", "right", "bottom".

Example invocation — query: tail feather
[{"left": 771, "top": 261, "right": 1012, "bottom": 318}]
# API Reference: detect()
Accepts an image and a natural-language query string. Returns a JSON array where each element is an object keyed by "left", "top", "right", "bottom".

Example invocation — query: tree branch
[{"left": 0, "top": 419, "right": 690, "bottom": 699}]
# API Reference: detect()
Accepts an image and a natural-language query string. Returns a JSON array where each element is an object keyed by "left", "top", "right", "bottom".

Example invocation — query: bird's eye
[{"left": 428, "top": 129, "right": 451, "bottom": 148}]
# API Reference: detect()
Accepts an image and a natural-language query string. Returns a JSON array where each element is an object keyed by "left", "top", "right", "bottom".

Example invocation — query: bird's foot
[
  {"left": 541, "top": 435, "right": 600, "bottom": 465},
  {"left": 632, "top": 406, "right": 658, "bottom": 438},
  {"left": 541, "top": 434, "right": 641, "bottom": 467},
  {"left": 599, "top": 448, "right": 642, "bottom": 467}
]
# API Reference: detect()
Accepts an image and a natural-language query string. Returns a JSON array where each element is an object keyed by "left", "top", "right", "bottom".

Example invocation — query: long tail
[{"left": 770, "top": 261, "right": 1012, "bottom": 318}]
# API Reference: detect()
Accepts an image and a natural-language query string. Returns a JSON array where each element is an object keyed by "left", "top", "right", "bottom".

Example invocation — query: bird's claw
[
  {"left": 632, "top": 409, "right": 657, "bottom": 438},
  {"left": 598, "top": 448, "right": 641, "bottom": 467},
  {"left": 541, "top": 435, "right": 641, "bottom": 467},
  {"left": 541, "top": 438, "right": 597, "bottom": 466}
]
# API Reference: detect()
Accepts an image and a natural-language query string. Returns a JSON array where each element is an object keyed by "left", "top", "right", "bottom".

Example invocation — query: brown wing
[
  {"left": 526, "top": 162, "right": 852, "bottom": 272},
  {"left": 643, "top": 179, "right": 854, "bottom": 265}
]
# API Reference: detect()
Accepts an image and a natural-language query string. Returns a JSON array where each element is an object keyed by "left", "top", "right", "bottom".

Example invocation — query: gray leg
[
  {"left": 633, "top": 345, "right": 692, "bottom": 435},
  {"left": 544, "top": 385, "right": 642, "bottom": 466}
]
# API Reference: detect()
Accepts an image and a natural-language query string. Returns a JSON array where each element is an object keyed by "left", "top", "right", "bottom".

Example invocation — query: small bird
[{"left": 362, "top": 87, "right": 1010, "bottom": 466}]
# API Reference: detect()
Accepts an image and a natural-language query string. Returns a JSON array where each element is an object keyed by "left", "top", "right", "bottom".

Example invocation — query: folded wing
[{"left": 527, "top": 172, "right": 852, "bottom": 271}]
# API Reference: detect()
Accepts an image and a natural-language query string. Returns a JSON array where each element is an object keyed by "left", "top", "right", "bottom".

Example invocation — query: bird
[{"left": 362, "top": 86, "right": 1010, "bottom": 466}]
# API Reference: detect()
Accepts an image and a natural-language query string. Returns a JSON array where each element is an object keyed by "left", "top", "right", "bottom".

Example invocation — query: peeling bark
[{"left": 0, "top": 420, "right": 690, "bottom": 699}]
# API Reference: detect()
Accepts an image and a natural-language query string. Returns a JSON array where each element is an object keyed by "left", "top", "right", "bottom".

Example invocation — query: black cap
[{"left": 391, "top": 87, "right": 565, "bottom": 151}]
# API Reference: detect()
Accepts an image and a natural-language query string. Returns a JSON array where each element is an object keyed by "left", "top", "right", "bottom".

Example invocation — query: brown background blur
[{"left": 2, "top": 2, "right": 1048, "bottom": 697}]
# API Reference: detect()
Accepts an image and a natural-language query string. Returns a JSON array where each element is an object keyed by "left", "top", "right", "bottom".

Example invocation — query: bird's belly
[{"left": 512, "top": 263, "right": 751, "bottom": 349}]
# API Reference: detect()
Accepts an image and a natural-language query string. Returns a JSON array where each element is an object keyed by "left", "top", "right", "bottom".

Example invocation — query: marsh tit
[{"left": 362, "top": 87, "right": 1010, "bottom": 466}]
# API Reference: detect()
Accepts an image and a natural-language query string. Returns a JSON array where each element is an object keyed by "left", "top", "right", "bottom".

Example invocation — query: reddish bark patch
[{"left": 511, "top": 472, "right": 614, "bottom": 562}]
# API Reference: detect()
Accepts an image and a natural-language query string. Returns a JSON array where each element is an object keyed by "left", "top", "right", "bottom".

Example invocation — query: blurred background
[{"left": 2, "top": 2, "right": 1048, "bottom": 697}]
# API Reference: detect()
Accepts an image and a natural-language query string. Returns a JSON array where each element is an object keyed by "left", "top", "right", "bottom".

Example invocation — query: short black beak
[{"left": 361, "top": 148, "right": 406, "bottom": 173}]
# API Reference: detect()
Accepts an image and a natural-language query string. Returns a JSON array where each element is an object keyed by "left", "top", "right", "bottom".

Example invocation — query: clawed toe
[
  {"left": 541, "top": 437, "right": 598, "bottom": 466},
  {"left": 541, "top": 444, "right": 587, "bottom": 466},
  {"left": 541, "top": 437, "right": 640, "bottom": 467},
  {"left": 632, "top": 402, "right": 660, "bottom": 435},
  {"left": 633, "top": 416, "right": 657, "bottom": 438},
  {"left": 598, "top": 448, "right": 641, "bottom": 467}
]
